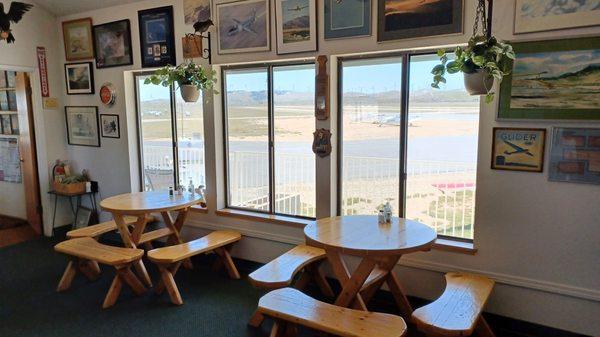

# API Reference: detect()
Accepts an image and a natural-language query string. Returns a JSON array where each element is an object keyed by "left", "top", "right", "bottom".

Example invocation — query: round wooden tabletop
[
  {"left": 304, "top": 215, "right": 437, "bottom": 256},
  {"left": 100, "top": 191, "right": 202, "bottom": 214}
]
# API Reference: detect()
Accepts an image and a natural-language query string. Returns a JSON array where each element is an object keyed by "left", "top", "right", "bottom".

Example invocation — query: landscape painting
[
  {"left": 378, "top": 0, "right": 462, "bottom": 41},
  {"left": 217, "top": 0, "right": 270, "bottom": 54},
  {"left": 324, "top": 0, "right": 371, "bottom": 39},
  {"left": 498, "top": 37, "right": 600, "bottom": 120},
  {"left": 184, "top": 0, "right": 211, "bottom": 25},
  {"left": 514, "top": 0, "right": 600, "bottom": 34},
  {"left": 276, "top": 0, "right": 316, "bottom": 54}
]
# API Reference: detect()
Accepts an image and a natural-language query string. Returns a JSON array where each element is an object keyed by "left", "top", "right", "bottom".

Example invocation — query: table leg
[
  {"left": 113, "top": 213, "right": 153, "bottom": 288},
  {"left": 326, "top": 250, "right": 374, "bottom": 310},
  {"left": 161, "top": 209, "right": 193, "bottom": 269},
  {"left": 386, "top": 265, "right": 413, "bottom": 317},
  {"left": 360, "top": 255, "right": 400, "bottom": 304}
]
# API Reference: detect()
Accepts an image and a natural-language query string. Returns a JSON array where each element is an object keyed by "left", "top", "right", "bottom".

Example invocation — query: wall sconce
[{"left": 182, "top": 19, "right": 213, "bottom": 63}]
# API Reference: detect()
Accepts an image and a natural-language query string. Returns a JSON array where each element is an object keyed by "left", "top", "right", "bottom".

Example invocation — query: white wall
[{"left": 45, "top": 0, "right": 600, "bottom": 335}]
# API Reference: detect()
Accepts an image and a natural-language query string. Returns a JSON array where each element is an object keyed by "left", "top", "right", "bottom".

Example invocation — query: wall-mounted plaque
[{"left": 315, "top": 55, "right": 329, "bottom": 121}]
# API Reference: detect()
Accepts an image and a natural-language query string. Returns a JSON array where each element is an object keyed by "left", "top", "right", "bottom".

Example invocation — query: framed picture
[
  {"left": 491, "top": 128, "right": 546, "bottom": 172},
  {"left": 64, "top": 62, "right": 95, "bottom": 95},
  {"left": 62, "top": 18, "right": 95, "bottom": 61},
  {"left": 100, "top": 114, "right": 120, "bottom": 138},
  {"left": 275, "top": 0, "right": 317, "bottom": 54},
  {"left": 10, "top": 114, "right": 19, "bottom": 134},
  {"left": 74, "top": 206, "right": 92, "bottom": 229},
  {"left": 1, "top": 115, "right": 12, "bottom": 135},
  {"left": 377, "top": 0, "right": 463, "bottom": 42},
  {"left": 549, "top": 127, "right": 600, "bottom": 185},
  {"left": 0, "top": 92, "right": 7, "bottom": 111},
  {"left": 7, "top": 91, "right": 16, "bottom": 110},
  {"left": 184, "top": 0, "right": 211, "bottom": 25},
  {"left": 324, "top": 0, "right": 371, "bottom": 40},
  {"left": 498, "top": 37, "right": 600, "bottom": 121},
  {"left": 138, "top": 6, "right": 176, "bottom": 68},
  {"left": 93, "top": 19, "right": 133, "bottom": 69},
  {"left": 514, "top": 0, "right": 600, "bottom": 34},
  {"left": 216, "top": 0, "right": 270, "bottom": 54},
  {"left": 65, "top": 106, "right": 100, "bottom": 147}
]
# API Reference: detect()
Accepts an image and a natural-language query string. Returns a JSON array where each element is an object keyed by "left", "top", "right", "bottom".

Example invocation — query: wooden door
[{"left": 15, "top": 73, "right": 42, "bottom": 234}]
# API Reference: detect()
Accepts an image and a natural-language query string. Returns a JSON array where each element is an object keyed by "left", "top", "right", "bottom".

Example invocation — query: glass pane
[
  {"left": 175, "top": 90, "right": 206, "bottom": 190},
  {"left": 273, "top": 64, "right": 316, "bottom": 218},
  {"left": 406, "top": 54, "right": 480, "bottom": 240},
  {"left": 225, "top": 68, "right": 270, "bottom": 211},
  {"left": 340, "top": 57, "right": 403, "bottom": 216},
  {"left": 136, "top": 75, "right": 175, "bottom": 192}
]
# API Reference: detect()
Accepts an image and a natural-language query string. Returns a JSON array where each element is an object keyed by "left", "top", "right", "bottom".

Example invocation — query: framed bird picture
[
  {"left": 62, "top": 18, "right": 95, "bottom": 61},
  {"left": 0, "top": 2, "right": 33, "bottom": 44},
  {"left": 138, "top": 6, "right": 176, "bottom": 68},
  {"left": 491, "top": 128, "right": 546, "bottom": 172}
]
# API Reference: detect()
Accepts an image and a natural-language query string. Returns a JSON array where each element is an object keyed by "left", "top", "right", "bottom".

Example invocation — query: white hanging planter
[
  {"left": 464, "top": 69, "right": 494, "bottom": 96},
  {"left": 179, "top": 84, "right": 200, "bottom": 103}
]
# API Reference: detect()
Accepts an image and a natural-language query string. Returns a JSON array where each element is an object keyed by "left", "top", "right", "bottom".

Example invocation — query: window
[
  {"left": 135, "top": 74, "right": 206, "bottom": 192},
  {"left": 223, "top": 63, "right": 316, "bottom": 218},
  {"left": 339, "top": 53, "right": 479, "bottom": 240}
]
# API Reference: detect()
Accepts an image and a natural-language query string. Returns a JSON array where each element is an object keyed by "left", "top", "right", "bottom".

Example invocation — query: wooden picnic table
[
  {"left": 100, "top": 191, "right": 202, "bottom": 287},
  {"left": 304, "top": 215, "right": 437, "bottom": 317}
]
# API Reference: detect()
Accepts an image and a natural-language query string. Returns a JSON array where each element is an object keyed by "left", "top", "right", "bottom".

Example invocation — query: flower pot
[
  {"left": 463, "top": 69, "right": 494, "bottom": 95},
  {"left": 179, "top": 85, "right": 200, "bottom": 103}
]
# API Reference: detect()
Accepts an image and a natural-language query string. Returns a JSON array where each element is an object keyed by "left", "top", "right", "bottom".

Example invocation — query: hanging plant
[
  {"left": 430, "top": 0, "right": 515, "bottom": 103},
  {"left": 144, "top": 62, "right": 217, "bottom": 102}
]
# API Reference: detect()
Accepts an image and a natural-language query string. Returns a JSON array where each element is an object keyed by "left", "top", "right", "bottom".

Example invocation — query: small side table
[{"left": 48, "top": 190, "right": 98, "bottom": 236}]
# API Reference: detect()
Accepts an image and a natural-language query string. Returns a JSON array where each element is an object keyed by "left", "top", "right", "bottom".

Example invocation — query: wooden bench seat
[
  {"left": 66, "top": 215, "right": 156, "bottom": 239},
  {"left": 147, "top": 230, "right": 241, "bottom": 305},
  {"left": 258, "top": 287, "right": 407, "bottom": 337},
  {"left": 54, "top": 237, "right": 146, "bottom": 308},
  {"left": 411, "top": 272, "right": 495, "bottom": 337}
]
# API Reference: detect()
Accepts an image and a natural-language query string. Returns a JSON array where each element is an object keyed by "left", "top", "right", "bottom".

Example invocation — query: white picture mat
[{"left": 275, "top": 0, "right": 317, "bottom": 54}]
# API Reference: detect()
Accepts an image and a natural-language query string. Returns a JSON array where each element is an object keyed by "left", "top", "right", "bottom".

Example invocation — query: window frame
[
  {"left": 221, "top": 60, "right": 316, "bottom": 220},
  {"left": 336, "top": 50, "right": 476, "bottom": 243}
]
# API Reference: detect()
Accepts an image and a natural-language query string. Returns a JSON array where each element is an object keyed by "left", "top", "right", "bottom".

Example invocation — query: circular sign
[{"left": 100, "top": 83, "right": 116, "bottom": 107}]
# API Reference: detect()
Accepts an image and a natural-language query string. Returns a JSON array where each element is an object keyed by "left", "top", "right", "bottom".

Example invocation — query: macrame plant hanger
[{"left": 472, "top": 0, "right": 493, "bottom": 39}]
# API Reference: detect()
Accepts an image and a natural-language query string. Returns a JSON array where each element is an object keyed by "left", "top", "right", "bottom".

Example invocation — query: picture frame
[
  {"left": 514, "top": 0, "right": 600, "bottom": 34},
  {"left": 138, "top": 6, "right": 176, "bottom": 68},
  {"left": 491, "top": 128, "right": 546, "bottom": 172},
  {"left": 184, "top": 0, "right": 211, "bottom": 25},
  {"left": 548, "top": 127, "right": 600, "bottom": 185},
  {"left": 93, "top": 19, "right": 133, "bottom": 69},
  {"left": 324, "top": 0, "right": 371, "bottom": 40},
  {"left": 64, "top": 62, "right": 95, "bottom": 95},
  {"left": 1, "top": 115, "right": 12, "bottom": 135},
  {"left": 62, "top": 18, "right": 95, "bottom": 61},
  {"left": 10, "top": 114, "right": 19, "bottom": 134},
  {"left": 377, "top": 0, "right": 463, "bottom": 42},
  {"left": 74, "top": 206, "right": 92, "bottom": 229},
  {"left": 216, "top": 0, "right": 271, "bottom": 54},
  {"left": 100, "top": 114, "right": 120, "bottom": 138},
  {"left": 498, "top": 37, "right": 600, "bottom": 121},
  {"left": 275, "top": 0, "right": 317, "bottom": 54},
  {"left": 65, "top": 106, "right": 100, "bottom": 147}
]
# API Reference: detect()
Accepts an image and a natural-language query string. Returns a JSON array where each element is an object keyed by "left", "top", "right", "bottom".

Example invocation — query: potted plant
[{"left": 144, "top": 62, "right": 217, "bottom": 103}]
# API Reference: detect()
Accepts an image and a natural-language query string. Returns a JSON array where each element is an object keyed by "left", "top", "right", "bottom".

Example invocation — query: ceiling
[{"left": 34, "top": 0, "right": 147, "bottom": 16}]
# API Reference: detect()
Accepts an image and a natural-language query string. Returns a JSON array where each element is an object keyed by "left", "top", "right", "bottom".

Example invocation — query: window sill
[
  {"left": 190, "top": 205, "right": 208, "bottom": 214},
  {"left": 432, "top": 238, "right": 477, "bottom": 255},
  {"left": 215, "top": 208, "right": 313, "bottom": 228}
]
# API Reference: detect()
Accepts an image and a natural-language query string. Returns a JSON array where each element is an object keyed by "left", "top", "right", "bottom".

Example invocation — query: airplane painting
[
  {"left": 276, "top": 0, "right": 316, "bottom": 54},
  {"left": 216, "top": 0, "right": 270, "bottom": 54},
  {"left": 492, "top": 128, "right": 546, "bottom": 172}
]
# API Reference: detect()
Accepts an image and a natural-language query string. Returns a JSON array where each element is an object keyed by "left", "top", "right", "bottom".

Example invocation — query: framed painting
[
  {"left": 514, "top": 0, "right": 600, "bottom": 34},
  {"left": 498, "top": 37, "right": 600, "bottom": 121},
  {"left": 549, "top": 127, "right": 600, "bottom": 185},
  {"left": 62, "top": 18, "right": 95, "bottom": 61},
  {"left": 324, "top": 0, "right": 371, "bottom": 39},
  {"left": 216, "top": 0, "right": 270, "bottom": 54},
  {"left": 138, "top": 6, "right": 177, "bottom": 68},
  {"left": 491, "top": 128, "right": 546, "bottom": 172},
  {"left": 64, "top": 62, "right": 94, "bottom": 95},
  {"left": 100, "top": 114, "right": 120, "bottom": 138},
  {"left": 184, "top": 0, "right": 211, "bottom": 25},
  {"left": 93, "top": 19, "right": 133, "bottom": 69},
  {"left": 377, "top": 0, "right": 463, "bottom": 42},
  {"left": 275, "top": 0, "right": 317, "bottom": 54},
  {"left": 65, "top": 106, "right": 100, "bottom": 147}
]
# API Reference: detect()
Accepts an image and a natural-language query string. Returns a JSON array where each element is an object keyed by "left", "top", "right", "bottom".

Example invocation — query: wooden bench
[
  {"left": 147, "top": 230, "right": 241, "bottom": 305},
  {"left": 258, "top": 287, "right": 407, "bottom": 337},
  {"left": 247, "top": 244, "right": 334, "bottom": 327},
  {"left": 411, "top": 272, "right": 495, "bottom": 337},
  {"left": 54, "top": 237, "right": 146, "bottom": 309},
  {"left": 66, "top": 215, "right": 156, "bottom": 239}
]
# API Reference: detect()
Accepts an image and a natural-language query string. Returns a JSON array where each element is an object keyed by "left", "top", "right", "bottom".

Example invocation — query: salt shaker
[{"left": 378, "top": 210, "right": 385, "bottom": 224}]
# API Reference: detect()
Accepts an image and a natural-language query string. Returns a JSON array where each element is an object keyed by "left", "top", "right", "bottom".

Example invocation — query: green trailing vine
[{"left": 144, "top": 62, "right": 218, "bottom": 93}]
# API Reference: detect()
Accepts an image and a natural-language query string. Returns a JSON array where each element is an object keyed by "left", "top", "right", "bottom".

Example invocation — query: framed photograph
[
  {"left": 491, "top": 128, "right": 546, "bottom": 172},
  {"left": 549, "top": 127, "right": 600, "bottom": 185},
  {"left": 514, "top": 0, "right": 600, "bottom": 34},
  {"left": 7, "top": 91, "right": 16, "bottom": 111},
  {"left": 275, "top": 0, "right": 317, "bottom": 54},
  {"left": 325, "top": 0, "right": 371, "bottom": 40},
  {"left": 498, "top": 37, "right": 600, "bottom": 121},
  {"left": 93, "top": 19, "right": 133, "bottom": 69},
  {"left": 100, "top": 114, "right": 120, "bottom": 138},
  {"left": 0, "top": 92, "right": 7, "bottom": 111},
  {"left": 1, "top": 115, "right": 12, "bottom": 135},
  {"left": 138, "top": 6, "right": 176, "bottom": 68},
  {"left": 65, "top": 106, "right": 100, "bottom": 147},
  {"left": 184, "top": 0, "right": 211, "bottom": 25},
  {"left": 64, "top": 62, "right": 95, "bottom": 95},
  {"left": 377, "top": 0, "right": 463, "bottom": 42},
  {"left": 62, "top": 18, "right": 95, "bottom": 61},
  {"left": 216, "top": 0, "right": 270, "bottom": 54},
  {"left": 74, "top": 206, "right": 92, "bottom": 229}
]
